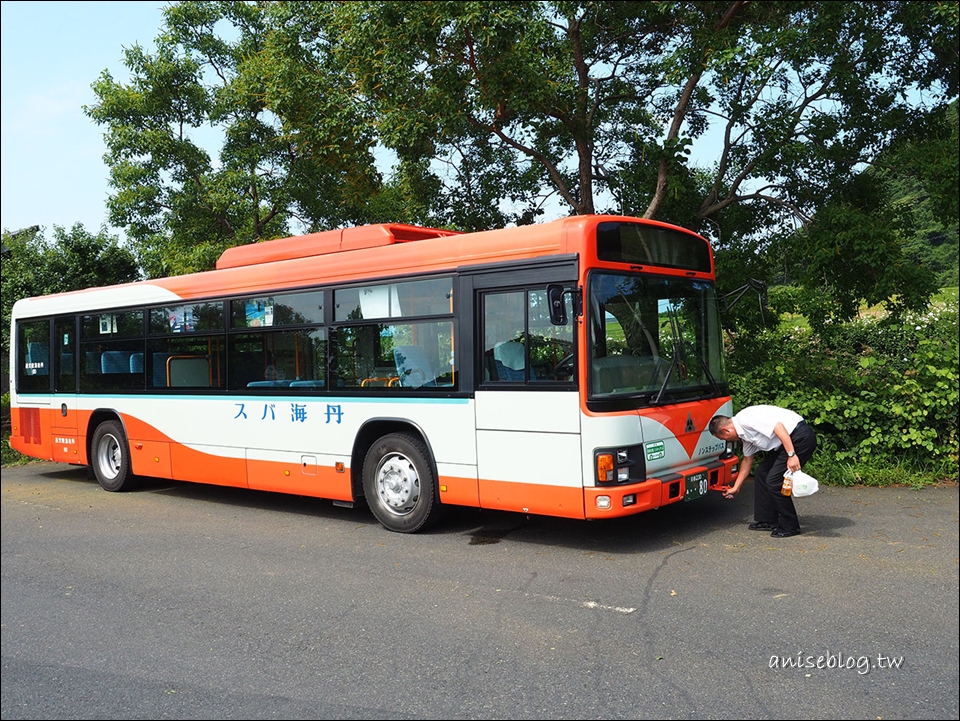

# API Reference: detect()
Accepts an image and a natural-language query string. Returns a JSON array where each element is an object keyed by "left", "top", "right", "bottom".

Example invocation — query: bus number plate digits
[{"left": 684, "top": 471, "right": 708, "bottom": 501}]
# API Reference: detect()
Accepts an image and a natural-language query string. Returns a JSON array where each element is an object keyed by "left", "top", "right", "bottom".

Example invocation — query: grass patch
[
  {"left": 806, "top": 458, "right": 956, "bottom": 489},
  {"left": 1, "top": 434, "right": 31, "bottom": 467},
  {"left": 932, "top": 286, "right": 959, "bottom": 306},
  {"left": 1, "top": 393, "right": 32, "bottom": 467}
]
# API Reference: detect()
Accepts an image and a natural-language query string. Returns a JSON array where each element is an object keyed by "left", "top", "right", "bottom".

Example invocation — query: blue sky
[{"left": 1, "top": 1, "right": 169, "bottom": 238}]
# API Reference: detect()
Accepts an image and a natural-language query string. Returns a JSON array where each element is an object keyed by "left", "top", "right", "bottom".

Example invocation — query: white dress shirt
[{"left": 732, "top": 405, "right": 804, "bottom": 457}]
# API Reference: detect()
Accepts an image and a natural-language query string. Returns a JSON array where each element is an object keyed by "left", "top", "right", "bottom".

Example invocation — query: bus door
[
  {"left": 50, "top": 317, "right": 80, "bottom": 463},
  {"left": 473, "top": 282, "right": 581, "bottom": 518}
]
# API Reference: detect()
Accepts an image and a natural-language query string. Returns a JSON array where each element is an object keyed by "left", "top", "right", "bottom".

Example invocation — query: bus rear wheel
[
  {"left": 363, "top": 432, "right": 442, "bottom": 533},
  {"left": 90, "top": 420, "right": 137, "bottom": 492}
]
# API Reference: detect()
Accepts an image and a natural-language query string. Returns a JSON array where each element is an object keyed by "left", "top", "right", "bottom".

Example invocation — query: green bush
[
  {"left": 0, "top": 391, "right": 30, "bottom": 467},
  {"left": 726, "top": 300, "right": 959, "bottom": 486}
]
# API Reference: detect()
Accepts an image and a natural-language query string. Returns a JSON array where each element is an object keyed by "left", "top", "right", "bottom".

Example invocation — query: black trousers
[{"left": 753, "top": 422, "right": 817, "bottom": 532}]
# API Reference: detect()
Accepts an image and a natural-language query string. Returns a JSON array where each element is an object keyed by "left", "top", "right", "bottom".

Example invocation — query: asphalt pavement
[{"left": 2, "top": 461, "right": 957, "bottom": 719}]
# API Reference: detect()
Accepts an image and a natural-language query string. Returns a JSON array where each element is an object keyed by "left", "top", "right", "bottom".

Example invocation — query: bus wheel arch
[
  {"left": 356, "top": 422, "right": 444, "bottom": 533},
  {"left": 87, "top": 412, "right": 138, "bottom": 492}
]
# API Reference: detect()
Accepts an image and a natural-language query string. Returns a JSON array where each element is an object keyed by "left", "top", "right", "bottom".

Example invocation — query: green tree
[
  {"left": 769, "top": 100, "right": 958, "bottom": 328},
  {"left": 84, "top": 0, "right": 957, "bottom": 311},
  {"left": 317, "top": 2, "right": 957, "bottom": 232},
  {"left": 287, "top": 0, "right": 960, "bottom": 319},
  {"left": 1, "top": 224, "right": 140, "bottom": 356},
  {"left": 85, "top": 1, "right": 382, "bottom": 277},
  {"left": 796, "top": 173, "right": 936, "bottom": 330},
  {"left": 880, "top": 100, "right": 959, "bottom": 288}
]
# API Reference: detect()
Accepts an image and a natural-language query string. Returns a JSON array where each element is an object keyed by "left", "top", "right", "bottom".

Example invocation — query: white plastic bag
[{"left": 787, "top": 469, "right": 819, "bottom": 497}]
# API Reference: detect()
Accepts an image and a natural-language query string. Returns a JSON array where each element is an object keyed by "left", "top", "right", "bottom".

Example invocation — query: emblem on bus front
[{"left": 645, "top": 441, "right": 666, "bottom": 461}]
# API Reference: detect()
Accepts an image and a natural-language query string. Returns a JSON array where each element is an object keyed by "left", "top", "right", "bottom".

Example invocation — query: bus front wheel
[
  {"left": 362, "top": 432, "right": 442, "bottom": 533},
  {"left": 90, "top": 420, "right": 137, "bottom": 492}
]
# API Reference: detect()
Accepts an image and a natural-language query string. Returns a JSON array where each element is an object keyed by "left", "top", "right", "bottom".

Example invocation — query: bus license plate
[{"left": 684, "top": 471, "right": 708, "bottom": 501}]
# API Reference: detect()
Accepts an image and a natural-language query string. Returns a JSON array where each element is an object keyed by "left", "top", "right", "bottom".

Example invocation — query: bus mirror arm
[
  {"left": 720, "top": 278, "right": 768, "bottom": 317},
  {"left": 547, "top": 284, "right": 582, "bottom": 326}
]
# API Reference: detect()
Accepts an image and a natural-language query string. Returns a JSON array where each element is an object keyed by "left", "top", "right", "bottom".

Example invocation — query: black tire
[
  {"left": 90, "top": 420, "right": 137, "bottom": 492},
  {"left": 362, "top": 432, "right": 443, "bottom": 533}
]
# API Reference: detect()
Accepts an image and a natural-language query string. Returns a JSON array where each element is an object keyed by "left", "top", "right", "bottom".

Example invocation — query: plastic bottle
[{"left": 781, "top": 471, "right": 793, "bottom": 496}]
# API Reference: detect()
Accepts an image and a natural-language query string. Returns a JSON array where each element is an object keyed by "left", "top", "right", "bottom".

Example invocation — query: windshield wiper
[
  {"left": 652, "top": 309, "right": 682, "bottom": 405},
  {"left": 685, "top": 340, "right": 722, "bottom": 396},
  {"left": 651, "top": 307, "right": 721, "bottom": 405}
]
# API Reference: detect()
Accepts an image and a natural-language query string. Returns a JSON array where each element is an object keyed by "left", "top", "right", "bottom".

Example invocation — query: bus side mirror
[{"left": 547, "top": 284, "right": 567, "bottom": 325}]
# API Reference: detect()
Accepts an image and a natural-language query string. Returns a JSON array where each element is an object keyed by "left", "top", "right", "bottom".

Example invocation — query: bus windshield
[{"left": 587, "top": 271, "right": 726, "bottom": 403}]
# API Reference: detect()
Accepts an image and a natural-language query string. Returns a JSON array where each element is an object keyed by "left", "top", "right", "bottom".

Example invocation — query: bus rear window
[
  {"left": 18, "top": 320, "right": 50, "bottom": 392},
  {"left": 596, "top": 222, "right": 711, "bottom": 273}
]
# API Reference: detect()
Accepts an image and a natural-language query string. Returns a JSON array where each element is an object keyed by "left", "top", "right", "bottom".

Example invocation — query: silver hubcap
[
  {"left": 97, "top": 434, "right": 121, "bottom": 480},
  {"left": 375, "top": 452, "right": 420, "bottom": 516}
]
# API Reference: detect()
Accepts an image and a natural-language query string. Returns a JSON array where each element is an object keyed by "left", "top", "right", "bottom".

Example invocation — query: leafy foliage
[
  {"left": 84, "top": 1, "right": 958, "bottom": 274},
  {"left": 881, "top": 101, "right": 960, "bottom": 288},
  {"left": 85, "top": 1, "right": 383, "bottom": 276},
  {"left": 323, "top": 0, "right": 957, "bottom": 239},
  {"left": 750, "top": 100, "right": 959, "bottom": 331},
  {"left": 726, "top": 301, "right": 959, "bottom": 487},
  {"left": 1, "top": 225, "right": 140, "bottom": 355},
  {"left": 797, "top": 174, "right": 937, "bottom": 329}
]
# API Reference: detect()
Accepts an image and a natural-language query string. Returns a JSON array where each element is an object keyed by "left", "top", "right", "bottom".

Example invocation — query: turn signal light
[{"left": 596, "top": 453, "right": 615, "bottom": 482}]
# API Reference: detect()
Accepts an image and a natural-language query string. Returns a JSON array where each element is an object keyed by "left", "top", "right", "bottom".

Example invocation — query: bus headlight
[{"left": 594, "top": 446, "right": 644, "bottom": 485}]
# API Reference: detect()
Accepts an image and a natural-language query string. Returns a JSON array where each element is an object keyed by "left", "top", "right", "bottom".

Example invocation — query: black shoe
[
  {"left": 748, "top": 522, "right": 776, "bottom": 531},
  {"left": 770, "top": 528, "right": 801, "bottom": 538}
]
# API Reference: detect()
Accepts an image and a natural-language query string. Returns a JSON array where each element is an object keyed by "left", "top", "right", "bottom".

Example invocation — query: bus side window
[
  {"left": 101, "top": 350, "right": 133, "bottom": 374},
  {"left": 168, "top": 356, "right": 211, "bottom": 386},
  {"left": 491, "top": 341, "right": 530, "bottom": 381},
  {"left": 147, "top": 337, "right": 223, "bottom": 389},
  {"left": 27, "top": 342, "right": 49, "bottom": 376},
  {"left": 17, "top": 321, "right": 51, "bottom": 392},
  {"left": 482, "top": 291, "right": 527, "bottom": 384},
  {"left": 481, "top": 288, "right": 574, "bottom": 384},
  {"left": 528, "top": 288, "right": 574, "bottom": 383}
]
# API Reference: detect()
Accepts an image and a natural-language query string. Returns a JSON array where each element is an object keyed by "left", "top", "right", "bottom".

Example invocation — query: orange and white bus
[{"left": 9, "top": 215, "right": 738, "bottom": 532}]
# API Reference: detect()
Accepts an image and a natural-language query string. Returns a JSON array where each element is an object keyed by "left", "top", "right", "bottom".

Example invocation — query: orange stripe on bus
[
  {"left": 129, "top": 440, "right": 173, "bottom": 478},
  {"left": 246, "top": 458, "right": 352, "bottom": 501},
  {"left": 478, "top": 479, "right": 586, "bottom": 519},
  {"left": 169, "top": 443, "right": 247, "bottom": 488},
  {"left": 437, "top": 474, "right": 480, "bottom": 507}
]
